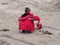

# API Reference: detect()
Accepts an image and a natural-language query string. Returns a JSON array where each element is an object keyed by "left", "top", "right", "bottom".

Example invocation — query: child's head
[{"left": 25, "top": 7, "right": 31, "bottom": 12}]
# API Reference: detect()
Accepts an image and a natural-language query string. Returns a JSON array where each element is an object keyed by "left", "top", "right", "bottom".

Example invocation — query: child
[{"left": 18, "top": 7, "right": 42, "bottom": 33}]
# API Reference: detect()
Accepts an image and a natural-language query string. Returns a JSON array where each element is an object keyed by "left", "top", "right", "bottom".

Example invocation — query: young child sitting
[{"left": 18, "top": 7, "right": 42, "bottom": 33}]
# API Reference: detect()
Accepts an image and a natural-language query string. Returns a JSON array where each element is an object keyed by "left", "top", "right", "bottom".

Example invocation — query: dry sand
[{"left": 0, "top": 0, "right": 60, "bottom": 45}]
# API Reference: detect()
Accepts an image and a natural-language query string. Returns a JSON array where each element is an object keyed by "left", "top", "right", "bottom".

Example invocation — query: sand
[{"left": 0, "top": 0, "right": 60, "bottom": 45}]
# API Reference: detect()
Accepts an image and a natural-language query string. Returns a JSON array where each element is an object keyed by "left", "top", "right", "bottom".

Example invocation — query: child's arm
[
  {"left": 18, "top": 15, "right": 30, "bottom": 21},
  {"left": 28, "top": 14, "right": 35, "bottom": 20}
]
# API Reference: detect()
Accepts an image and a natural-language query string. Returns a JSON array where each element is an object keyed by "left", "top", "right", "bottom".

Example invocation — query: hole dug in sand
[
  {"left": 42, "top": 30, "right": 53, "bottom": 35},
  {"left": 0, "top": 29, "right": 10, "bottom": 32}
]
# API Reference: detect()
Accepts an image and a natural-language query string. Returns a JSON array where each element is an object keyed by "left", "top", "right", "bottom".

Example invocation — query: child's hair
[{"left": 25, "top": 7, "right": 30, "bottom": 12}]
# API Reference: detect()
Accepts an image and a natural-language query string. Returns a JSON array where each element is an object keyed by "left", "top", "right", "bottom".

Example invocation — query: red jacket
[{"left": 18, "top": 12, "right": 42, "bottom": 31}]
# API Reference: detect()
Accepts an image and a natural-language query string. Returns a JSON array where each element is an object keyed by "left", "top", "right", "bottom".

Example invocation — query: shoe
[{"left": 21, "top": 30, "right": 26, "bottom": 33}]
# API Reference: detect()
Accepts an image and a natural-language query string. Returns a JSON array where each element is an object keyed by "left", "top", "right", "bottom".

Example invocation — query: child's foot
[{"left": 21, "top": 30, "right": 26, "bottom": 33}]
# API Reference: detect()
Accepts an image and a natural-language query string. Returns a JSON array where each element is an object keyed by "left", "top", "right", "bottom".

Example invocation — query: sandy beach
[{"left": 0, "top": 0, "right": 60, "bottom": 45}]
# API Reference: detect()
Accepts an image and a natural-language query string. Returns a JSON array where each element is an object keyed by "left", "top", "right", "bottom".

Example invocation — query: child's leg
[{"left": 33, "top": 16, "right": 42, "bottom": 29}]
